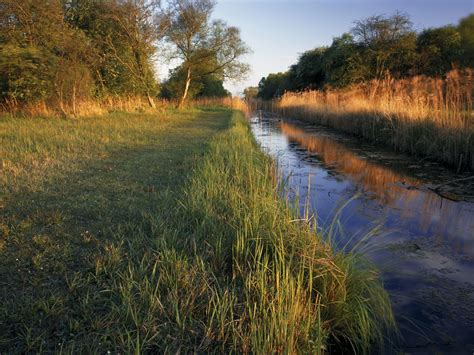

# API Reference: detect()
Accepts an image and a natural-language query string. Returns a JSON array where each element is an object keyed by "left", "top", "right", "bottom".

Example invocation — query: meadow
[
  {"left": 0, "top": 107, "right": 394, "bottom": 353},
  {"left": 265, "top": 69, "right": 474, "bottom": 171}
]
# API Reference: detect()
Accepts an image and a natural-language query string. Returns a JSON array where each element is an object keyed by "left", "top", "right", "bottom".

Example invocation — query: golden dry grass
[
  {"left": 269, "top": 69, "right": 474, "bottom": 171},
  {"left": 0, "top": 95, "right": 250, "bottom": 118}
]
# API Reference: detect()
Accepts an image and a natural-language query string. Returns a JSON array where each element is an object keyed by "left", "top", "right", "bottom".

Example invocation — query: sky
[{"left": 158, "top": 0, "right": 473, "bottom": 95}]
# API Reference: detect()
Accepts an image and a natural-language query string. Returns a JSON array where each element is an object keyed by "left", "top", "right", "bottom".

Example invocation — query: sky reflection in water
[{"left": 251, "top": 114, "right": 474, "bottom": 353}]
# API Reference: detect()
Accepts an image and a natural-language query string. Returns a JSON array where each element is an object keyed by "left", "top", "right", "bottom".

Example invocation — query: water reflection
[
  {"left": 251, "top": 114, "right": 474, "bottom": 353},
  {"left": 280, "top": 122, "right": 474, "bottom": 255}
]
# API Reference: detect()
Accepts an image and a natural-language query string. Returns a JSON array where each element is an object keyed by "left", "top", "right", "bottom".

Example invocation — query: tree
[
  {"left": 0, "top": 45, "right": 54, "bottom": 103},
  {"left": 458, "top": 14, "right": 474, "bottom": 68},
  {"left": 243, "top": 86, "right": 258, "bottom": 100},
  {"left": 323, "top": 33, "right": 368, "bottom": 87},
  {"left": 290, "top": 47, "right": 327, "bottom": 91},
  {"left": 160, "top": 63, "right": 230, "bottom": 99},
  {"left": 257, "top": 72, "right": 290, "bottom": 100},
  {"left": 64, "top": 0, "right": 161, "bottom": 106},
  {"left": 0, "top": 0, "right": 162, "bottom": 112},
  {"left": 417, "top": 26, "right": 462, "bottom": 76},
  {"left": 351, "top": 12, "right": 417, "bottom": 81},
  {"left": 196, "top": 75, "right": 230, "bottom": 97},
  {"left": 159, "top": 0, "right": 249, "bottom": 107},
  {"left": 0, "top": 0, "right": 94, "bottom": 112}
]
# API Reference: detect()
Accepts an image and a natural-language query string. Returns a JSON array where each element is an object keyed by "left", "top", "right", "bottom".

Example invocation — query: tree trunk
[
  {"left": 55, "top": 82, "right": 67, "bottom": 118},
  {"left": 147, "top": 92, "right": 156, "bottom": 109},
  {"left": 179, "top": 66, "right": 192, "bottom": 108},
  {"left": 72, "top": 82, "right": 77, "bottom": 117}
]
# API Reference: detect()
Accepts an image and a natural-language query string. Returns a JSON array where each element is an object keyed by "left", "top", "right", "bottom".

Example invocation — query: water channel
[{"left": 250, "top": 112, "right": 474, "bottom": 354}]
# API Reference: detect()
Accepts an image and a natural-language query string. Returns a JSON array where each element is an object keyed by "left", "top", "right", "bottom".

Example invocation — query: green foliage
[
  {"left": 160, "top": 65, "right": 230, "bottom": 100},
  {"left": 0, "top": 0, "right": 94, "bottom": 106},
  {"left": 323, "top": 33, "right": 368, "bottom": 87},
  {"left": 0, "top": 0, "right": 249, "bottom": 108},
  {"left": 288, "top": 47, "right": 327, "bottom": 91},
  {"left": 351, "top": 12, "right": 417, "bottom": 79},
  {"left": 257, "top": 72, "right": 290, "bottom": 99},
  {"left": 197, "top": 75, "right": 230, "bottom": 98},
  {"left": 417, "top": 26, "right": 462, "bottom": 76},
  {"left": 159, "top": 0, "right": 250, "bottom": 106},
  {"left": 0, "top": 45, "right": 54, "bottom": 102},
  {"left": 458, "top": 14, "right": 474, "bottom": 67},
  {"left": 258, "top": 12, "right": 473, "bottom": 99},
  {"left": 65, "top": 0, "right": 160, "bottom": 97},
  {"left": 243, "top": 86, "right": 258, "bottom": 100},
  {"left": 0, "top": 0, "right": 160, "bottom": 108}
]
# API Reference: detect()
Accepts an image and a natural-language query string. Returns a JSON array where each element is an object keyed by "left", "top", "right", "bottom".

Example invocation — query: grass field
[{"left": 0, "top": 108, "right": 394, "bottom": 353}]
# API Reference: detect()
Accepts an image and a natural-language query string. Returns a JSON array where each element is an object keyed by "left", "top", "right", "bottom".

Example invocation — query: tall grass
[
  {"left": 174, "top": 112, "right": 395, "bottom": 352},
  {"left": 0, "top": 95, "right": 250, "bottom": 118},
  {"left": 0, "top": 95, "right": 172, "bottom": 118},
  {"left": 0, "top": 108, "right": 394, "bottom": 352},
  {"left": 190, "top": 96, "right": 252, "bottom": 116},
  {"left": 266, "top": 69, "right": 474, "bottom": 171},
  {"left": 98, "top": 111, "right": 394, "bottom": 353}
]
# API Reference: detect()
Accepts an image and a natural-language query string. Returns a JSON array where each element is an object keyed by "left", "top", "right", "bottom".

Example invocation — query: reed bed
[
  {"left": 0, "top": 95, "right": 172, "bottom": 118},
  {"left": 191, "top": 96, "right": 252, "bottom": 116},
  {"left": 267, "top": 69, "right": 474, "bottom": 171},
  {"left": 0, "top": 95, "right": 250, "bottom": 118}
]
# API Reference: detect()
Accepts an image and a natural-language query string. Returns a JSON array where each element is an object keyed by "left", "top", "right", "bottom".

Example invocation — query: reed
[
  {"left": 0, "top": 95, "right": 250, "bottom": 118},
  {"left": 0, "top": 95, "right": 172, "bottom": 118},
  {"left": 191, "top": 96, "right": 252, "bottom": 116},
  {"left": 266, "top": 69, "right": 474, "bottom": 171}
]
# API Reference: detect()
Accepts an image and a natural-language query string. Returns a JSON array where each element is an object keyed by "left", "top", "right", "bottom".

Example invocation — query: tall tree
[
  {"left": 64, "top": 0, "right": 161, "bottom": 106},
  {"left": 323, "top": 33, "right": 368, "bottom": 87},
  {"left": 291, "top": 47, "right": 327, "bottom": 90},
  {"left": 417, "top": 26, "right": 462, "bottom": 76},
  {"left": 243, "top": 86, "right": 258, "bottom": 100},
  {"left": 351, "top": 12, "right": 417, "bottom": 81},
  {"left": 0, "top": 0, "right": 94, "bottom": 113},
  {"left": 159, "top": 0, "right": 249, "bottom": 107},
  {"left": 257, "top": 72, "right": 290, "bottom": 100},
  {"left": 160, "top": 61, "right": 230, "bottom": 100},
  {"left": 458, "top": 14, "right": 474, "bottom": 68}
]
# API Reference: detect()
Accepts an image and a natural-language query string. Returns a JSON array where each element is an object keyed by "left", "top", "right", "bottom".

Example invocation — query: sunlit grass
[
  {"left": 270, "top": 69, "right": 474, "bottom": 171},
  {"left": 0, "top": 108, "right": 394, "bottom": 353}
]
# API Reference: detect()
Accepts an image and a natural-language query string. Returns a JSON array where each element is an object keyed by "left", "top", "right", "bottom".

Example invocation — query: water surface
[{"left": 250, "top": 112, "right": 474, "bottom": 354}]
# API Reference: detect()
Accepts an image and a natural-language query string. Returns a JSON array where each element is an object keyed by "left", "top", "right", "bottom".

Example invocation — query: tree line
[
  {"left": 0, "top": 0, "right": 249, "bottom": 112},
  {"left": 255, "top": 12, "right": 474, "bottom": 100}
]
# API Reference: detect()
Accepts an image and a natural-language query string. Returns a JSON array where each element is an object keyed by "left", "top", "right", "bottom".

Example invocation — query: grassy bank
[
  {"left": 0, "top": 108, "right": 394, "bottom": 352},
  {"left": 266, "top": 69, "right": 474, "bottom": 171},
  {"left": 1, "top": 95, "right": 249, "bottom": 119}
]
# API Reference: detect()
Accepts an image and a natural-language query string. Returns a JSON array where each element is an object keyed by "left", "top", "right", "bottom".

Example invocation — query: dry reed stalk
[
  {"left": 192, "top": 96, "right": 251, "bottom": 116},
  {"left": 266, "top": 69, "right": 473, "bottom": 171},
  {"left": 0, "top": 95, "right": 248, "bottom": 118}
]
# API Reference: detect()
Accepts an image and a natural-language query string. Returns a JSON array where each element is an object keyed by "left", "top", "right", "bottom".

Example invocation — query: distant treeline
[
  {"left": 0, "top": 0, "right": 248, "bottom": 113},
  {"left": 256, "top": 12, "right": 474, "bottom": 100}
]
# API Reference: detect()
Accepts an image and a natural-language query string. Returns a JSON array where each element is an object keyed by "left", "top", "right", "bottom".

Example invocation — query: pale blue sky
[{"left": 210, "top": 0, "right": 473, "bottom": 94}]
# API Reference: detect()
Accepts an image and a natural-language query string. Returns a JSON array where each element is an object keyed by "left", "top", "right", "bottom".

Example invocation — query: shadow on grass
[{"left": 0, "top": 109, "right": 232, "bottom": 352}]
